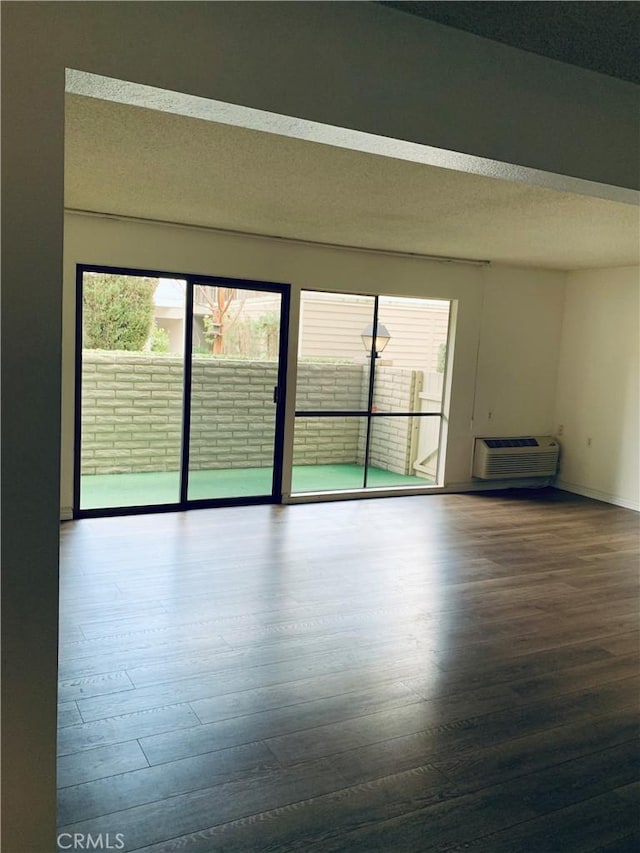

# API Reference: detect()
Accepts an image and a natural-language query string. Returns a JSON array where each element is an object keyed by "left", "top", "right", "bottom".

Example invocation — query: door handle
[{"left": 273, "top": 386, "right": 278, "bottom": 404}]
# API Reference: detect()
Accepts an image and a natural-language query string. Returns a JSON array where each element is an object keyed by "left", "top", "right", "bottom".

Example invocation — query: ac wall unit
[{"left": 473, "top": 436, "right": 559, "bottom": 480}]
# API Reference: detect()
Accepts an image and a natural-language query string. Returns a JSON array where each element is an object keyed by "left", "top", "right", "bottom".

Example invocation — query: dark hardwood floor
[{"left": 57, "top": 489, "right": 640, "bottom": 852}]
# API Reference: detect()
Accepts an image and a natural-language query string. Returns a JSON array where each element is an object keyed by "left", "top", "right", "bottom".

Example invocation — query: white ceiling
[{"left": 65, "top": 94, "right": 639, "bottom": 271}]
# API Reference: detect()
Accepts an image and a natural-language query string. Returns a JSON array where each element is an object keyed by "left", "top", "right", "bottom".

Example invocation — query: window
[{"left": 292, "top": 291, "right": 450, "bottom": 494}]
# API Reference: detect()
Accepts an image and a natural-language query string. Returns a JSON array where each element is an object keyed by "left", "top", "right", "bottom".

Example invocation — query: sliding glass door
[
  {"left": 186, "top": 283, "right": 284, "bottom": 502},
  {"left": 292, "top": 290, "right": 450, "bottom": 495},
  {"left": 75, "top": 267, "right": 288, "bottom": 516},
  {"left": 77, "top": 270, "right": 187, "bottom": 510},
  {"left": 76, "top": 268, "right": 449, "bottom": 514}
]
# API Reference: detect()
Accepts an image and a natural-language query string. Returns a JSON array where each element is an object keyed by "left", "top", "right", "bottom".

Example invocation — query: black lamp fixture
[{"left": 361, "top": 322, "right": 391, "bottom": 358}]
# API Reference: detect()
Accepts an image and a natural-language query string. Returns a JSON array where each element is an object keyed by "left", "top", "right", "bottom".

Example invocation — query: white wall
[
  {"left": 62, "top": 213, "right": 566, "bottom": 510},
  {"left": 554, "top": 267, "right": 640, "bottom": 510},
  {"left": 474, "top": 266, "right": 566, "bottom": 437}
]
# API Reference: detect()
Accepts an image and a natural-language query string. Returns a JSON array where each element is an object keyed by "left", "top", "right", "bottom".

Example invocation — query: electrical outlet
[
  {"left": 587, "top": 437, "right": 592, "bottom": 447},
  {"left": 557, "top": 424, "right": 564, "bottom": 436}
]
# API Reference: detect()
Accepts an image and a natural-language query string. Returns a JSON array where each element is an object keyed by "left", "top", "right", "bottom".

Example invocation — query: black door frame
[{"left": 73, "top": 264, "right": 290, "bottom": 518}]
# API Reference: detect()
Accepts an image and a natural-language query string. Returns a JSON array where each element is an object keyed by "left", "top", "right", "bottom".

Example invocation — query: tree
[
  {"left": 149, "top": 321, "right": 170, "bottom": 353},
  {"left": 198, "top": 286, "right": 243, "bottom": 354},
  {"left": 214, "top": 312, "right": 280, "bottom": 358},
  {"left": 255, "top": 312, "right": 280, "bottom": 358},
  {"left": 83, "top": 273, "right": 157, "bottom": 350}
]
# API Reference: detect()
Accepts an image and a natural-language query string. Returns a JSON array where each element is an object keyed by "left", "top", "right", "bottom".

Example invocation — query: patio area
[{"left": 80, "top": 464, "right": 432, "bottom": 509}]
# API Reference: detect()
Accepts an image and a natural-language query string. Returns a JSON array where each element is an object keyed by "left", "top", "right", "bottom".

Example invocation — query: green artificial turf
[{"left": 80, "top": 464, "right": 432, "bottom": 509}]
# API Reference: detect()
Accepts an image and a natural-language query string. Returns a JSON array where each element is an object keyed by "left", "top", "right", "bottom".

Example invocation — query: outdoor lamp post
[{"left": 361, "top": 322, "right": 391, "bottom": 358}]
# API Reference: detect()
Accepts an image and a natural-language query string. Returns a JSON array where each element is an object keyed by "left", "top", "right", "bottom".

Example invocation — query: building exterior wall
[{"left": 299, "top": 293, "right": 449, "bottom": 372}]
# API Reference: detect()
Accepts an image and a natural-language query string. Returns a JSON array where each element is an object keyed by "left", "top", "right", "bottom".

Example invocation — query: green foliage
[
  {"left": 202, "top": 311, "right": 280, "bottom": 359},
  {"left": 149, "top": 322, "right": 170, "bottom": 353},
  {"left": 436, "top": 342, "right": 447, "bottom": 373},
  {"left": 254, "top": 312, "right": 280, "bottom": 357},
  {"left": 83, "top": 273, "right": 157, "bottom": 351},
  {"left": 202, "top": 314, "right": 221, "bottom": 350}
]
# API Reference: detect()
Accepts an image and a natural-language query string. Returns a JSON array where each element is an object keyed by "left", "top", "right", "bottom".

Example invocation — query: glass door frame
[{"left": 73, "top": 264, "right": 290, "bottom": 518}]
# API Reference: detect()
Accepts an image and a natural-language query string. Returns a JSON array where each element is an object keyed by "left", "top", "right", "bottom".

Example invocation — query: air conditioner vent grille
[{"left": 485, "top": 437, "right": 538, "bottom": 448}]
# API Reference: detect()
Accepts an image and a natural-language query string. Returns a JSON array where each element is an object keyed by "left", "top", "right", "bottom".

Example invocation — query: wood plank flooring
[{"left": 57, "top": 489, "right": 640, "bottom": 852}]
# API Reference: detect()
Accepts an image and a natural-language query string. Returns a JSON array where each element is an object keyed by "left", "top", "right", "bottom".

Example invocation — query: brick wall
[
  {"left": 293, "top": 362, "right": 365, "bottom": 466},
  {"left": 81, "top": 353, "right": 423, "bottom": 475},
  {"left": 358, "top": 366, "right": 423, "bottom": 475},
  {"left": 81, "top": 353, "right": 184, "bottom": 475},
  {"left": 190, "top": 360, "right": 280, "bottom": 470}
]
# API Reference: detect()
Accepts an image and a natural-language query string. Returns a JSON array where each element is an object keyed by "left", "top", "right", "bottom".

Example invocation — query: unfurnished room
[{"left": 2, "top": 3, "right": 639, "bottom": 852}]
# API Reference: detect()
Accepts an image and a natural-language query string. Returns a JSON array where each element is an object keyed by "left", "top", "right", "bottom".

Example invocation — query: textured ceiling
[
  {"left": 65, "top": 95, "right": 639, "bottom": 271},
  {"left": 380, "top": 1, "right": 640, "bottom": 84}
]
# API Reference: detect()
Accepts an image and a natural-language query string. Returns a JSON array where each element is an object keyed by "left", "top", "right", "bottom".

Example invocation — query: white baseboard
[
  {"left": 443, "top": 478, "right": 554, "bottom": 493},
  {"left": 554, "top": 480, "right": 640, "bottom": 512},
  {"left": 60, "top": 505, "right": 73, "bottom": 521}
]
